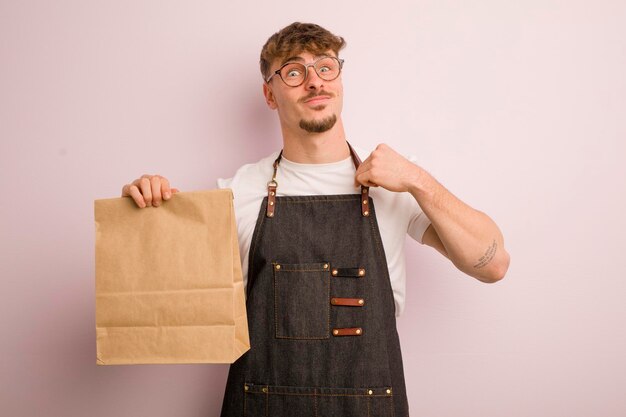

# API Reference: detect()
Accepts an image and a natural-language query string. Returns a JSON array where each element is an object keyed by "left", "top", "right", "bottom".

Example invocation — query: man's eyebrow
[
  {"left": 279, "top": 54, "right": 331, "bottom": 66},
  {"left": 280, "top": 56, "right": 305, "bottom": 66}
]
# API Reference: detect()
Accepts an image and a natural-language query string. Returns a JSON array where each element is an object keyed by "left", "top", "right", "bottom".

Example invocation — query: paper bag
[{"left": 94, "top": 189, "right": 249, "bottom": 365}]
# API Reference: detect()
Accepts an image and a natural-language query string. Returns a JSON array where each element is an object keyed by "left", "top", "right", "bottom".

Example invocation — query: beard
[{"left": 299, "top": 113, "right": 337, "bottom": 133}]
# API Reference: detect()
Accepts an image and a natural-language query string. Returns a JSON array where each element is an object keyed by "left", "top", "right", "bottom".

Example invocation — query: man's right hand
[{"left": 121, "top": 174, "right": 179, "bottom": 208}]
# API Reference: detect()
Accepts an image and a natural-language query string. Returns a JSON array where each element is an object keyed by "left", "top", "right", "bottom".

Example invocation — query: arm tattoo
[{"left": 473, "top": 240, "right": 497, "bottom": 269}]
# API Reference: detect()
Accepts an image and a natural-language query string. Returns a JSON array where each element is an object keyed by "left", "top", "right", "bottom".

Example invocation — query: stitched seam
[
  {"left": 275, "top": 335, "right": 329, "bottom": 340},
  {"left": 274, "top": 262, "right": 328, "bottom": 271},
  {"left": 245, "top": 392, "right": 391, "bottom": 397},
  {"left": 332, "top": 277, "right": 365, "bottom": 280},
  {"left": 247, "top": 199, "right": 267, "bottom": 297},
  {"left": 274, "top": 268, "right": 279, "bottom": 340},
  {"left": 278, "top": 198, "right": 359, "bottom": 203},
  {"left": 367, "top": 200, "right": 399, "bottom": 394},
  {"left": 326, "top": 269, "right": 330, "bottom": 337}
]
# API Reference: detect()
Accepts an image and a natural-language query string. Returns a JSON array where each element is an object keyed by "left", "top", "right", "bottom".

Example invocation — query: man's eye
[
  {"left": 319, "top": 66, "right": 331, "bottom": 73},
  {"left": 286, "top": 70, "right": 301, "bottom": 77}
]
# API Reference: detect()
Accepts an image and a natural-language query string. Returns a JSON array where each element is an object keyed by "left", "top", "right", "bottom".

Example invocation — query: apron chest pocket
[{"left": 273, "top": 262, "right": 330, "bottom": 339}]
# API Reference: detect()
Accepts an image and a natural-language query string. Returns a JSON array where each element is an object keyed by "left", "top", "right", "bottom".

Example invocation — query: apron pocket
[
  {"left": 273, "top": 262, "right": 330, "bottom": 339},
  {"left": 244, "top": 384, "right": 395, "bottom": 417}
]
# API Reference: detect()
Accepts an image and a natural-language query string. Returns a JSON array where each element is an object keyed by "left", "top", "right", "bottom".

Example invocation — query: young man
[{"left": 122, "top": 22, "right": 509, "bottom": 417}]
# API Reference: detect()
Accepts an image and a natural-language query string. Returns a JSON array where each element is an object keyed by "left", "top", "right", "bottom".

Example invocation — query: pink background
[{"left": 2, "top": 1, "right": 625, "bottom": 416}]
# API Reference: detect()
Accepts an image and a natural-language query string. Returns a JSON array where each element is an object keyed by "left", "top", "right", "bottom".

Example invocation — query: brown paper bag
[{"left": 94, "top": 189, "right": 249, "bottom": 365}]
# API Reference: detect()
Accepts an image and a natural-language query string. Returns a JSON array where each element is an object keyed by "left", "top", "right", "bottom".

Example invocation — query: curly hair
[{"left": 260, "top": 22, "right": 346, "bottom": 80}]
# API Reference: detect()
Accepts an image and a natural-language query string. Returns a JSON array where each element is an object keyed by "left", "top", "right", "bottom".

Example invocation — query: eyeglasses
[{"left": 265, "top": 56, "right": 344, "bottom": 87}]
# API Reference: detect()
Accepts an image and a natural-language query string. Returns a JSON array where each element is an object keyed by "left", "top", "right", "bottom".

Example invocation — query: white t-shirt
[{"left": 217, "top": 145, "right": 431, "bottom": 316}]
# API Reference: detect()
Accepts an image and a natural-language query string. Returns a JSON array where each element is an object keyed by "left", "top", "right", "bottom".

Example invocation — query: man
[{"left": 122, "top": 22, "right": 509, "bottom": 417}]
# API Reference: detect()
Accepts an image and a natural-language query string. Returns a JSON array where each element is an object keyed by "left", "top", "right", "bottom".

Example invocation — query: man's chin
[{"left": 299, "top": 114, "right": 337, "bottom": 133}]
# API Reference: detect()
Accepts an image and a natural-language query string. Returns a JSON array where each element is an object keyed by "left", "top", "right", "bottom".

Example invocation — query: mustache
[{"left": 299, "top": 91, "right": 334, "bottom": 103}]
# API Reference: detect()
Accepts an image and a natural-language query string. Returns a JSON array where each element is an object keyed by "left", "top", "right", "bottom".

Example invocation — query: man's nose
[{"left": 304, "top": 66, "right": 323, "bottom": 90}]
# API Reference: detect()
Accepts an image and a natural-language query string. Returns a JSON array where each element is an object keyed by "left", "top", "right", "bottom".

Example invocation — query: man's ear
[{"left": 263, "top": 83, "right": 278, "bottom": 110}]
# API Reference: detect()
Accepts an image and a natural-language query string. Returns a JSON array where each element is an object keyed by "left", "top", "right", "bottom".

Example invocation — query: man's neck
[{"left": 280, "top": 120, "right": 350, "bottom": 164}]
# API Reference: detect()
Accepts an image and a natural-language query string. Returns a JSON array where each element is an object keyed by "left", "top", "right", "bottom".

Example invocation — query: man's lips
[{"left": 302, "top": 94, "right": 332, "bottom": 105}]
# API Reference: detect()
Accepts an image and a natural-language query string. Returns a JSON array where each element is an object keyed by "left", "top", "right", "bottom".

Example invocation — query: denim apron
[{"left": 220, "top": 143, "right": 409, "bottom": 417}]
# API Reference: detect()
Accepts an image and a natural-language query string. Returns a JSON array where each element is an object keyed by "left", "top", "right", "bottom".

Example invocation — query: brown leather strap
[
  {"left": 360, "top": 186, "right": 370, "bottom": 216},
  {"left": 346, "top": 141, "right": 362, "bottom": 169},
  {"left": 332, "top": 327, "right": 363, "bottom": 337},
  {"left": 265, "top": 142, "right": 370, "bottom": 217},
  {"left": 266, "top": 151, "right": 282, "bottom": 217},
  {"left": 346, "top": 142, "right": 370, "bottom": 217},
  {"left": 266, "top": 183, "right": 277, "bottom": 217},
  {"left": 331, "top": 297, "right": 365, "bottom": 307}
]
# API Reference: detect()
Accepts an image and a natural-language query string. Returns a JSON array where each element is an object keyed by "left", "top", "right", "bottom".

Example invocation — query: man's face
[{"left": 263, "top": 50, "right": 344, "bottom": 134}]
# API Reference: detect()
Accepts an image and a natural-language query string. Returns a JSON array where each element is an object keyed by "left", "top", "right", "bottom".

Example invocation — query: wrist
[{"left": 406, "top": 165, "right": 431, "bottom": 197}]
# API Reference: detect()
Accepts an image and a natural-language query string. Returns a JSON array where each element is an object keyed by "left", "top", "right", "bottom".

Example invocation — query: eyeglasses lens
[{"left": 280, "top": 57, "right": 341, "bottom": 87}]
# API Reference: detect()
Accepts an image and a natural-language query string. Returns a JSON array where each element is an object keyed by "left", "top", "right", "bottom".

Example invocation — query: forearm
[
  {"left": 408, "top": 167, "right": 509, "bottom": 282},
  {"left": 353, "top": 143, "right": 510, "bottom": 281}
]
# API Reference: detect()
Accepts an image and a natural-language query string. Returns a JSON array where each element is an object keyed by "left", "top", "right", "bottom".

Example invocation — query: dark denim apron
[{"left": 220, "top": 143, "right": 409, "bottom": 417}]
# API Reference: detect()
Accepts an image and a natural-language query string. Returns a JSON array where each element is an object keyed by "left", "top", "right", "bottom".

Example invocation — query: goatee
[{"left": 299, "top": 114, "right": 337, "bottom": 133}]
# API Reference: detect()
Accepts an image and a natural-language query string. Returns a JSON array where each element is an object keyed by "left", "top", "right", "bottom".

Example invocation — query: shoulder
[
  {"left": 217, "top": 151, "right": 280, "bottom": 192},
  {"left": 217, "top": 151, "right": 280, "bottom": 232}
]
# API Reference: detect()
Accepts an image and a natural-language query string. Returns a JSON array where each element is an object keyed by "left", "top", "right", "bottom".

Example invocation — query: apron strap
[
  {"left": 265, "top": 150, "right": 282, "bottom": 218},
  {"left": 266, "top": 142, "right": 370, "bottom": 218},
  {"left": 346, "top": 142, "right": 371, "bottom": 217}
]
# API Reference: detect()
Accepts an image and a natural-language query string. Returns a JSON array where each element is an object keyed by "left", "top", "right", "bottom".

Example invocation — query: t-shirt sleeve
[
  {"left": 407, "top": 207, "right": 431, "bottom": 244},
  {"left": 216, "top": 177, "right": 233, "bottom": 189},
  {"left": 405, "top": 154, "right": 432, "bottom": 244}
]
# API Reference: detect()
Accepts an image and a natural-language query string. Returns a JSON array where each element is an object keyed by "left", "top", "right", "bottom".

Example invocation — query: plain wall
[{"left": 1, "top": 1, "right": 625, "bottom": 416}]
